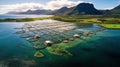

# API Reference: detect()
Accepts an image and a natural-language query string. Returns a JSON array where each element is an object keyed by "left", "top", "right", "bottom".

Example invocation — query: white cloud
[
  {"left": 0, "top": 3, "right": 44, "bottom": 14},
  {"left": 45, "top": 0, "right": 83, "bottom": 10},
  {"left": 102, "top": 7, "right": 114, "bottom": 10},
  {"left": 0, "top": 0, "right": 83, "bottom": 14}
]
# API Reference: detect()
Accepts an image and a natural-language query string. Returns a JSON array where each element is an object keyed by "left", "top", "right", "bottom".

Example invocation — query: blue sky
[
  {"left": 0, "top": 0, "right": 119, "bottom": 9},
  {"left": 0, "top": 0, "right": 49, "bottom": 5},
  {"left": 83, "top": 0, "right": 120, "bottom": 9},
  {"left": 0, "top": 0, "right": 120, "bottom": 14}
]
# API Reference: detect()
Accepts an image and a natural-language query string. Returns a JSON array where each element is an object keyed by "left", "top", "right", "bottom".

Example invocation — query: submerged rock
[
  {"left": 1, "top": 58, "right": 36, "bottom": 67},
  {"left": 47, "top": 38, "right": 83, "bottom": 56},
  {"left": 34, "top": 51, "right": 44, "bottom": 58},
  {"left": 57, "top": 50, "right": 73, "bottom": 56},
  {"left": 83, "top": 32, "right": 95, "bottom": 36}
]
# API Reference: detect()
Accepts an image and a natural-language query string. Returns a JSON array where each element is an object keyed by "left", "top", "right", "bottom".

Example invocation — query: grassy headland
[
  {"left": 51, "top": 15, "right": 120, "bottom": 29},
  {"left": 100, "top": 24, "right": 120, "bottom": 29},
  {"left": 52, "top": 15, "right": 120, "bottom": 24}
]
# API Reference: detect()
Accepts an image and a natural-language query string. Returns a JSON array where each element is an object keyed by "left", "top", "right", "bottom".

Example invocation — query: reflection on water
[
  {"left": 0, "top": 14, "right": 53, "bottom": 19},
  {"left": 0, "top": 20, "right": 120, "bottom": 67}
]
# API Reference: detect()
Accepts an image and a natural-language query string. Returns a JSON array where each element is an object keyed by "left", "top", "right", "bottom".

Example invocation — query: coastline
[{"left": 0, "top": 15, "right": 120, "bottom": 29}]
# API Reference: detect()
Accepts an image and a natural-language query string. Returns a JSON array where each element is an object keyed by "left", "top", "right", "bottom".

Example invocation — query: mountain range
[
  {"left": 7, "top": 9, "right": 53, "bottom": 15},
  {"left": 107, "top": 5, "right": 120, "bottom": 14},
  {"left": 7, "top": 3, "right": 120, "bottom": 15}
]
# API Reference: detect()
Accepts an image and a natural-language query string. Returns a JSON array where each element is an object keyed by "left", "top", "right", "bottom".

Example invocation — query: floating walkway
[{"left": 15, "top": 21, "right": 105, "bottom": 50}]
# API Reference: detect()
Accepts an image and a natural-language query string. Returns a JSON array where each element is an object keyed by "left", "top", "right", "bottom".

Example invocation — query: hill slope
[
  {"left": 65, "top": 3, "right": 102, "bottom": 15},
  {"left": 108, "top": 5, "right": 120, "bottom": 14}
]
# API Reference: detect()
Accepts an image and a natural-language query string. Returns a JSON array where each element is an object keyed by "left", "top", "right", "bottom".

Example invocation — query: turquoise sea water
[{"left": 0, "top": 20, "right": 120, "bottom": 67}]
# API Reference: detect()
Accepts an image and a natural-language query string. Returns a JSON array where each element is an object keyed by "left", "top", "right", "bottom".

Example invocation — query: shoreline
[
  {"left": 0, "top": 16, "right": 120, "bottom": 29},
  {"left": 0, "top": 17, "right": 51, "bottom": 22}
]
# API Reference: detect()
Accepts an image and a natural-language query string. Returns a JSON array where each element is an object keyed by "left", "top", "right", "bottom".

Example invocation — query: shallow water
[
  {"left": 0, "top": 14, "right": 53, "bottom": 19},
  {"left": 0, "top": 20, "right": 120, "bottom": 67}
]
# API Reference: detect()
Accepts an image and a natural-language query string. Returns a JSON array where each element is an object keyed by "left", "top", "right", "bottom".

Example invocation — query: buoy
[
  {"left": 73, "top": 34, "right": 80, "bottom": 38},
  {"left": 63, "top": 40, "right": 68, "bottom": 43},
  {"left": 26, "top": 38, "right": 30, "bottom": 40},
  {"left": 34, "top": 34, "right": 41, "bottom": 39},
  {"left": 44, "top": 40, "right": 53, "bottom": 46},
  {"left": 69, "top": 38, "right": 74, "bottom": 41}
]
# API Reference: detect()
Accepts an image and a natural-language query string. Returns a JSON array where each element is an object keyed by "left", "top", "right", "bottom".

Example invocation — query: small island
[{"left": 34, "top": 51, "right": 44, "bottom": 58}]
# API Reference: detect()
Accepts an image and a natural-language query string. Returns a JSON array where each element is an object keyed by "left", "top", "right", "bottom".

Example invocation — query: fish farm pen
[{"left": 15, "top": 20, "right": 105, "bottom": 51}]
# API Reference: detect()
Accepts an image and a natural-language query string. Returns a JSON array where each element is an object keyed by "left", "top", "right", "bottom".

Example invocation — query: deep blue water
[{"left": 0, "top": 20, "right": 120, "bottom": 67}]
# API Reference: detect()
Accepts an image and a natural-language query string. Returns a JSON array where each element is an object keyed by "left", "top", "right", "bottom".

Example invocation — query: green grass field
[
  {"left": 52, "top": 16, "right": 120, "bottom": 24},
  {"left": 100, "top": 24, "right": 120, "bottom": 29}
]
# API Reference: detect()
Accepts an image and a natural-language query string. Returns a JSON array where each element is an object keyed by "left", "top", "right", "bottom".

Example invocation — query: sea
[{"left": 0, "top": 14, "right": 120, "bottom": 67}]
